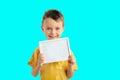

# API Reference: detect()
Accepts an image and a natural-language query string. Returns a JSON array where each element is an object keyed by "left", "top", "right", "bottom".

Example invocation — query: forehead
[{"left": 43, "top": 18, "right": 63, "bottom": 27}]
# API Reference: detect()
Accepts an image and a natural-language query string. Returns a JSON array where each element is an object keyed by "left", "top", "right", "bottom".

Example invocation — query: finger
[
  {"left": 39, "top": 53, "right": 43, "bottom": 57},
  {"left": 40, "top": 58, "right": 44, "bottom": 61},
  {"left": 40, "top": 56, "right": 44, "bottom": 59},
  {"left": 38, "top": 54, "right": 44, "bottom": 58}
]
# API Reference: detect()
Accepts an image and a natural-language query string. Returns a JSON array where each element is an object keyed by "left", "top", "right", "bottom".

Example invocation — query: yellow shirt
[{"left": 28, "top": 48, "right": 78, "bottom": 80}]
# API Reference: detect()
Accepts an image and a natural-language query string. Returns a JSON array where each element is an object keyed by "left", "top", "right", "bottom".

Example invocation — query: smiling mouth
[{"left": 49, "top": 35, "right": 57, "bottom": 38}]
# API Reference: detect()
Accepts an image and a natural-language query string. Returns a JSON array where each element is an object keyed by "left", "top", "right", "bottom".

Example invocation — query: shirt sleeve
[{"left": 28, "top": 48, "right": 40, "bottom": 68}]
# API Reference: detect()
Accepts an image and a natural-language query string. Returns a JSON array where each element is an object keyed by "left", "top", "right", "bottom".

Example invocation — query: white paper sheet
[{"left": 39, "top": 38, "right": 70, "bottom": 64}]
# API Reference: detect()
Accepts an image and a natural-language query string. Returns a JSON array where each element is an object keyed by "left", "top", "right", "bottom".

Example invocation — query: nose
[{"left": 51, "top": 29, "right": 56, "bottom": 34}]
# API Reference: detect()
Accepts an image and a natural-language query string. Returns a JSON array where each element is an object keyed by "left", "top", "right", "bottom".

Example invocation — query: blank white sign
[{"left": 39, "top": 38, "right": 70, "bottom": 64}]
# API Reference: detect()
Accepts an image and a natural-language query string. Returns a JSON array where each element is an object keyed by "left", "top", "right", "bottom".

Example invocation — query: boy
[{"left": 28, "top": 9, "right": 78, "bottom": 80}]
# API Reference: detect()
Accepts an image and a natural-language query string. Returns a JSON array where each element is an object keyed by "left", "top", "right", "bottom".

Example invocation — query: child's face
[{"left": 42, "top": 18, "right": 64, "bottom": 40}]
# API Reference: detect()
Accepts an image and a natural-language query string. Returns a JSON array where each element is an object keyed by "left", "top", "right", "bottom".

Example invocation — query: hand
[
  {"left": 68, "top": 55, "right": 75, "bottom": 67},
  {"left": 37, "top": 53, "right": 44, "bottom": 67}
]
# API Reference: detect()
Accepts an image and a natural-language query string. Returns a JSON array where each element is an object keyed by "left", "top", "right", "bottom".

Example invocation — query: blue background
[{"left": 0, "top": 0, "right": 120, "bottom": 80}]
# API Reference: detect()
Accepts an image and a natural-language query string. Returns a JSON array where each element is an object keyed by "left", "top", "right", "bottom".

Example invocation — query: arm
[
  {"left": 66, "top": 55, "right": 76, "bottom": 78},
  {"left": 32, "top": 53, "right": 44, "bottom": 77},
  {"left": 66, "top": 64, "right": 74, "bottom": 78},
  {"left": 32, "top": 62, "right": 41, "bottom": 76}
]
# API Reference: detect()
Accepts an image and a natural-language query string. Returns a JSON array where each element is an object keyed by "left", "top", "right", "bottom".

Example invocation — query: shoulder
[
  {"left": 30, "top": 47, "right": 40, "bottom": 58},
  {"left": 35, "top": 47, "right": 40, "bottom": 54}
]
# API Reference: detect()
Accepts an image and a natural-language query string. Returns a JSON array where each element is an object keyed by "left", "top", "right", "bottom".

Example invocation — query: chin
[{"left": 48, "top": 37, "right": 59, "bottom": 40}]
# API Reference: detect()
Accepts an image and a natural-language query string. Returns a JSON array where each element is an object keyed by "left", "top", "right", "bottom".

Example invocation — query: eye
[
  {"left": 47, "top": 27, "right": 51, "bottom": 30},
  {"left": 56, "top": 27, "right": 60, "bottom": 30}
]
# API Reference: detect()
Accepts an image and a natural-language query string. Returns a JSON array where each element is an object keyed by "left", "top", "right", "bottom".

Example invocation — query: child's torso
[{"left": 40, "top": 61, "right": 68, "bottom": 80}]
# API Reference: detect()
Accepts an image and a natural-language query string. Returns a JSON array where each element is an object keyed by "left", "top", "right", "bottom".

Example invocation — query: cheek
[
  {"left": 58, "top": 31, "right": 63, "bottom": 35},
  {"left": 44, "top": 30, "right": 51, "bottom": 35},
  {"left": 60, "top": 29, "right": 63, "bottom": 33}
]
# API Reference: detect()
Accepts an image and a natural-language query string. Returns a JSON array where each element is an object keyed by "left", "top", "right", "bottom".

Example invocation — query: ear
[{"left": 41, "top": 26, "right": 44, "bottom": 32}]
